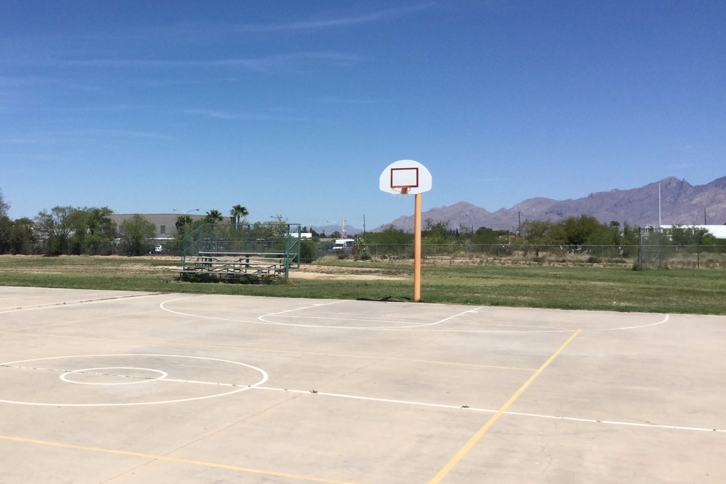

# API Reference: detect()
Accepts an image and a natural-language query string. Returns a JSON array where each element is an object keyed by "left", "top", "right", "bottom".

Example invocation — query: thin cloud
[
  {"left": 16, "top": 51, "right": 360, "bottom": 72},
  {"left": 179, "top": 109, "right": 325, "bottom": 123},
  {"left": 237, "top": 3, "right": 435, "bottom": 33},
  {"left": 318, "top": 97, "right": 381, "bottom": 105},
  {"left": 89, "top": 129, "right": 173, "bottom": 140},
  {"left": 1, "top": 129, "right": 173, "bottom": 144},
  {"left": 180, "top": 109, "right": 241, "bottom": 120},
  {"left": 141, "top": 3, "right": 435, "bottom": 38},
  {"left": 0, "top": 4, "right": 434, "bottom": 66},
  {"left": 0, "top": 137, "right": 62, "bottom": 145}
]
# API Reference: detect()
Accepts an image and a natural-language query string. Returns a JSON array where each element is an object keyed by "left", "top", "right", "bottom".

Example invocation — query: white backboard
[{"left": 379, "top": 159, "right": 432, "bottom": 195}]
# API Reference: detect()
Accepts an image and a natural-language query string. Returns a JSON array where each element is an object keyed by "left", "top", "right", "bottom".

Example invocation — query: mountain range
[{"left": 372, "top": 176, "right": 726, "bottom": 233}]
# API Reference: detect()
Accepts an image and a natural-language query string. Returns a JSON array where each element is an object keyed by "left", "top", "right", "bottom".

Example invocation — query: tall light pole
[{"left": 174, "top": 208, "right": 200, "bottom": 215}]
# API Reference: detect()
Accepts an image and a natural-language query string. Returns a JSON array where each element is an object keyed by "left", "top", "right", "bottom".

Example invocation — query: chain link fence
[
  {"left": 636, "top": 228, "right": 726, "bottom": 269},
  {"left": 182, "top": 223, "right": 302, "bottom": 261},
  {"left": 343, "top": 240, "right": 725, "bottom": 269}
]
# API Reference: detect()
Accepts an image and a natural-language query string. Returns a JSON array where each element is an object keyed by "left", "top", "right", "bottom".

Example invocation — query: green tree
[
  {"left": 65, "top": 207, "right": 117, "bottom": 255},
  {"left": 0, "top": 189, "right": 11, "bottom": 254},
  {"left": 85, "top": 207, "right": 117, "bottom": 254},
  {"left": 562, "top": 215, "right": 604, "bottom": 247},
  {"left": 619, "top": 223, "right": 639, "bottom": 256},
  {"left": 363, "top": 226, "right": 412, "bottom": 258},
  {"left": 519, "top": 219, "right": 566, "bottom": 256},
  {"left": 353, "top": 236, "right": 371, "bottom": 260},
  {"left": 9, "top": 218, "right": 36, "bottom": 254},
  {"left": 0, "top": 216, "right": 11, "bottom": 254},
  {"left": 175, "top": 215, "right": 195, "bottom": 235},
  {"left": 268, "top": 214, "right": 289, "bottom": 239},
  {"left": 230, "top": 204, "right": 249, "bottom": 225},
  {"left": 204, "top": 209, "right": 224, "bottom": 224},
  {"left": 667, "top": 225, "right": 715, "bottom": 246},
  {"left": 35, "top": 206, "right": 77, "bottom": 255},
  {"left": 299, "top": 239, "right": 318, "bottom": 263},
  {"left": 520, "top": 220, "right": 555, "bottom": 244},
  {"left": 119, "top": 215, "right": 156, "bottom": 256},
  {"left": 0, "top": 216, "right": 36, "bottom": 255},
  {"left": 365, "top": 226, "right": 413, "bottom": 245},
  {"left": 422, "top": 220, "right": 451, "bottom": 237},
  {"left": 470, "top": 226, "right": 505, "bottom": 245},
  {"left": 0, "top": 188, "right": 9, "bottom": 218}
]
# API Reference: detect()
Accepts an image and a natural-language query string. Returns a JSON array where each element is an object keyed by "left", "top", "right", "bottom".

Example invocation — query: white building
[{"left": 660, "top": 225, "right": 726, "bottom": 239}]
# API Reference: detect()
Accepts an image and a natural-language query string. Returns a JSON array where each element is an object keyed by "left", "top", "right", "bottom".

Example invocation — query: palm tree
[
  {"left": 175, "top": 215, "right": 193, "bottom": 234},
  {"left": 204, "top": 209, "right": 224, "bottom": 224},
  {"left": 230, "top": 204, "right": 249, "bottom": 226}
]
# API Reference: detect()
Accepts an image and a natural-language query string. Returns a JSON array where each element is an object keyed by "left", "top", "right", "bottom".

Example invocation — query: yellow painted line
[
  {"left": 426, "top": 329, "right": 582, "bottom": 484},
  {"left": 0, "top": 434, "right": 367, "bottom": 484}
]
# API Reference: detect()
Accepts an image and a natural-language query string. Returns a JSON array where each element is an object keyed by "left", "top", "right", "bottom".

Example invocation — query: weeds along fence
[
  {"left": 636, "top": 228, "right": 726, "bottom": 269},
  {"left": 357, "top": 243, "right": 726, "bottom": 268}
]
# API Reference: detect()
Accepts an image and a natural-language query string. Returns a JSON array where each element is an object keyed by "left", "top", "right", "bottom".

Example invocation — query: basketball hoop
[
  {"left": 379, "top": 159, "right": 433, "bottom": 303},
  {"left": 380, "top": 160, "right": 431, "bottom": 196}
]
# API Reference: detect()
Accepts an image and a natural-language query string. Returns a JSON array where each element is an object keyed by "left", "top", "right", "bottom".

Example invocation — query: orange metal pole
[{"left": 414, "top": 193, "right": 422, "bottom": 302}]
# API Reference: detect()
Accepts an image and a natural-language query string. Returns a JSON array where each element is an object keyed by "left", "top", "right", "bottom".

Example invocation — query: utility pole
[{"left": 518, "top": 211, "right": 521, "bottom": 235}]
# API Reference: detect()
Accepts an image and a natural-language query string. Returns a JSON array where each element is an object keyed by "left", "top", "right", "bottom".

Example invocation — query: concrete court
[{"left": 0, "top": 286, "right": 724, "bottom": 484}]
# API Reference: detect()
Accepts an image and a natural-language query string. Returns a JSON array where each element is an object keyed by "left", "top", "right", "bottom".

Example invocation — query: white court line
[
  {"left": 415, "top": 313, "right": 670, "bottom": 334},
  {"left": 0, "top": 293, "right": 162, "bottom": 314},
  {"left": 596, "top": 314, "right": 670, "bottom": 331},
  {"left": 259, "top": 310, "right": 670, "bottom": 333},
  {"left": 60, "top": 367, "right": 168, "bottom": 385},
  {"left": 257, "top": 386, "right": 474, "bottom": 411},
  {"left": 161, "top": 296, "right": 670, "bottom": 333},
  {"left": 258, "top": 304, "right": 483, "bottom": 330},
  {"left": 505, "top": 410, "right": 726, "bottom": 433},
  {"left": 260, "top": 314, "right": 423, "bottom": 326},
  {"left": 258, "top": 301, "right": 348, "bottom": 319},
  {"left": 2, "top": 364, "right": 254, "bottom": 389},
  {"left": 254, "top": 386, "right": 726, "bottom": 434},
  {"left": 161, "top": 296, "right": 482, "bottom": 330},
  {"left": 0, "top": 354, "right": 268, "bottom": 407},
  {"left": 158, "top": 295, "right": 300, "bottom": 325}
]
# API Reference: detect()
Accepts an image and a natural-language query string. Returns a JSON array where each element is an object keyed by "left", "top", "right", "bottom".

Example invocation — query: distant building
[
  {"left": 660, "top": 225, "right": 726, "bottom": 239},
  {"left": 110, "top": 213, "right": 204, "bottom": 240}
]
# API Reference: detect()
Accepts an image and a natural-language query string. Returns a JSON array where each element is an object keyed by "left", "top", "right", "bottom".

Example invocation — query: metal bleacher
[{"left": 177, "top": 223, "right": 301, "bottom": 283}]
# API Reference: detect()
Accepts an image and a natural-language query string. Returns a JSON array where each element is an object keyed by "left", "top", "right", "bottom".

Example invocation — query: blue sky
[{"left": 1, "top": 0, "right": 724, "bottom": 230}]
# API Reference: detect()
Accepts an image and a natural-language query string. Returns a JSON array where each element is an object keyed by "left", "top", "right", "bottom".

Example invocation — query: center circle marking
[
  {"left": 0, "top": 354, "right": 269, "bottom": 407},
  {"left": 60, "top": 367, "right": 168, "bottom": 386}
]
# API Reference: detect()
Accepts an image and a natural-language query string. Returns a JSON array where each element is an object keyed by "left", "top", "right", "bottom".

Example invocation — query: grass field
[{"left": 1, "top": 255, "right": 724, "bottom": 315}]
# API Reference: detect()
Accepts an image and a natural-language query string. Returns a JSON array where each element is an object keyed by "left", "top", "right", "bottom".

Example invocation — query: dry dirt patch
[{"left": 290, "top": 264, "right": 407, "bottom": 281}]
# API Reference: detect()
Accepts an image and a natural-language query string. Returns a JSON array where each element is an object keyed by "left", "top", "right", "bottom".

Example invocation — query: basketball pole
[
  {"left": 379, "top": 159, "right": 431, "bottom": 303},
  {"left": 414, "top": 193, "right": 422, "bottom": 302}
]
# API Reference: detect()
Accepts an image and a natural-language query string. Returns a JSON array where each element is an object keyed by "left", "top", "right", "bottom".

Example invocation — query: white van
[{"left": 332, "top": 239, "right": 355, "bottom": 253}]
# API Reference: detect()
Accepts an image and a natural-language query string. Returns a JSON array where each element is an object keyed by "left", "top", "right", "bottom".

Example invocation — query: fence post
[{"left": 697, "top": 242, "right": 700, "bottom": 269}]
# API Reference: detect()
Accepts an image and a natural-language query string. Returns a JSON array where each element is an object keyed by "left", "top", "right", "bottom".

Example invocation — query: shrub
[{"left": 299, "top": 240, "right": 318, "bottom": 263}]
